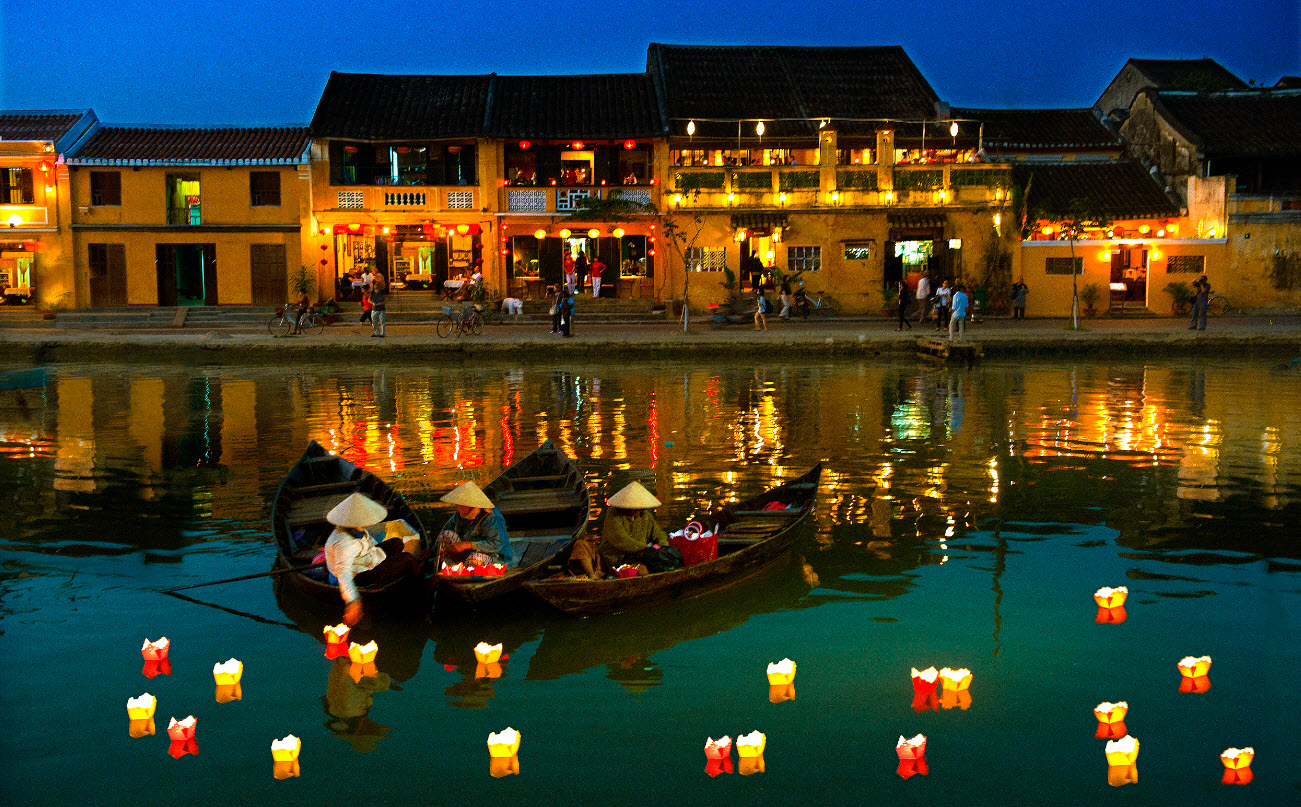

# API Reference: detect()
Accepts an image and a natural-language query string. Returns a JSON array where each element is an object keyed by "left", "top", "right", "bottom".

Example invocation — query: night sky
[{"left": 2, "top": 0, "right": 1297, "bottom": 125}]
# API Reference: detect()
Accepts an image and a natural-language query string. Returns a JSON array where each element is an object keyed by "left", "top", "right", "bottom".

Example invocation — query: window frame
[
  {"left": 1045, "top": 257, "right": 1084, "bottom": 275},
  {"left": 1, "top": 168, "right": 34, "bottom": 205},
  {"left": 90, "top": 171, "right": 122, "bottom": 206},
  {"left": 787, "top": 245, "right": 823, "bottom": 272},
  {"left": 249, "top": 171, "right": 281, "bottom": 206},
  {"left": 1165, "top": 255, "right": 1205, "bottom": 274},
  {"left": 685, "top": 246, "right": 727, "bottom": 272}
]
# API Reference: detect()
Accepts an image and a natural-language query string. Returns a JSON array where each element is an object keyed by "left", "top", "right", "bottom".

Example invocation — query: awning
[
  {"left": 730, "top": 213, "right": 789, "bottom": 230},
  {"left": 887, "top": 213, "right": 946, "bottom": 229}
]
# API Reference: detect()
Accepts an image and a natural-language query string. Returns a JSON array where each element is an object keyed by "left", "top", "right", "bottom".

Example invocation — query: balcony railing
[
  {"left": 502, "top": 186, "right": 656, "bottom": 213},
  {"left": 330, "top": 187, "right": 475, "bottom": 211}
]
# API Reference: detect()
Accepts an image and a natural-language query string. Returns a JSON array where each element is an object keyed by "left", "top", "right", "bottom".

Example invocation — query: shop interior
[{"left": 504, "top": 142, "right": 652, "bottom": 186}]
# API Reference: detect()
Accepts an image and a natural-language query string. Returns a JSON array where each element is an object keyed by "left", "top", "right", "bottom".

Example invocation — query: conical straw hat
[
  {"left": 440, "top": 482, "right": 494, "bottom": 510},
  {"left": 326, "top": 493, "right": 388, "bottom": 528},
  {"left": 606, "top": 481, "right": 661, "bottom": 509}
]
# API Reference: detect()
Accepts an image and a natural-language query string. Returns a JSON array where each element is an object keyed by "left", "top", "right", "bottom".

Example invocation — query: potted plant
[
  {"left": 719, "top": 267, "right": 737, "bottom": 297},
  {"left": 1079, "top": 282, "right": 1101, "bottom": 317},
  {"left": 882, "top": 284, "right": 898, "bottom": 317},
  {"left": 1164, "top": 281, "right": 1192, "bottom": 315}
]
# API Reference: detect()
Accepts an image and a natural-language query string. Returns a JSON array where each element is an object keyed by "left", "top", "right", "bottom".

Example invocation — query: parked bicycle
[
  {"left": 1206, "top": 294, "right": 1234, "bottom": 316},
  {"left": 268, "top": 303, "right": 324, "bottom": 336},
  {"left": 436, "top": 304, "right": 483, "bottom": 337},
  {"left": 793, "top": 287, "right": 841, "bottom": 318},
  {"left": 480, "top": 301, "right": 505, "bottom": 326}
]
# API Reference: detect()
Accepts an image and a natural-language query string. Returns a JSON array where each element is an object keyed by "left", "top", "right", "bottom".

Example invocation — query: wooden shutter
[
  {"left": 90, "top": 243, "right": 127, "bottom": 306},
  {"left": 250, "top": 244, "right": 287, "bottom": 305},
  {"left": 19, "top": 169, "right": 34, "bottom": 204},
  {"left": 249, "top": 172, "right": 281, "bottom": 206}
]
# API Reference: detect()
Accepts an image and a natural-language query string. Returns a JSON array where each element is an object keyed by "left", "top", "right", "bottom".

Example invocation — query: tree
[{"left": 1056, "top": 198, "right": 1111, "bottom": 330}]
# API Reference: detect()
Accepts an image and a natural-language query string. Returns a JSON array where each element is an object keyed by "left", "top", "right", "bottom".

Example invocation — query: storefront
[
  {"left": 501, "top": 222, "right": 654, "bottom": 299},
  {"left": 331, "top": 222, "right": 483, "bottom": 300},
  {"left": 0, "top": 242, "right": 35, "bottom": 303}
]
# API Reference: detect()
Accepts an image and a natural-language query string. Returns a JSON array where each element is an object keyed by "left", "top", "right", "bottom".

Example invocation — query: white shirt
[
  {"left": 324, "top": 527, "right": 386, "bottom": 603},
  {"left": 361, "top": 272, "right": 374, "bottom": 287},
  {"left": 936, "top": 286, "right": 952, "bottom": 307},
  {"left": 916, "top": 276, "right": 930, "bottom": 301}
]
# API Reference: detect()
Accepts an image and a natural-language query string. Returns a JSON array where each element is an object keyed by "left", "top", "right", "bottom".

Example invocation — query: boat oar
[{"left": 160, "top": 562, "right": 326, "bottom": 594}]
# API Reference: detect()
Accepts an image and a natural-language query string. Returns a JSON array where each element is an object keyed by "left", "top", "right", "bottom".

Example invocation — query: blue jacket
[{"left": 442, "top": 508, "right": 513, "bottom": 565}]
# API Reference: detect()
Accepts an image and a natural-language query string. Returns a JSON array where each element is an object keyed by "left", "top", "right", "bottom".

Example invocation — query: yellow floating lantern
[
  {"left": 939, "top": 667, "right": 971, "bottom": 692},
  {"left": 490, "top": 756, "right": 520, "bottom": 778},
  {"left": 1093, "top": 586, "right": 1128, "bottom": 608},
  {"left": 475, "top": 662, "right": 503, "bottom": 680},
  {"left": 271, "top": 735, "right": 301, "bottom": 762},
  {"left": 736, "top": 731, "right": 766, "bottom": 758},
  {"left": 1105, "top": 735, "right": 1139, "bottom": 766},
  {"left": 474, "top": 642, "right": 503, "bottom": 664},
  {"left": 213, "top": 658, "right": 243, "bottom": 686},
  {"left": 348, "top": 640, "right": 378, "bottom": 664},
  {"left": 127, "top": 693, "right": 157, "bottom": 720},
  {"left": 215, "top": 683, "right": 243, "bottom": 704},
  {"left": 1094, "top": 701, "right": 1128, "bottom": 723},
  {"left": 738, "top": 755, "right": 765, "bottom": 776},
  {"left": 939, "top": 689, "right": 972, "bottom": 711},
  {"left": 768, "top": 682, "right": 795, "bottom": 703},
  {"left": 348, "top": 661, "right": 378, "bottom": 684},
  {"left": 128, "top": 718, "right": 155, "bottom": 738},
  {"left": 273, "top": 760, "right": 301, "bottom": 780},
  {"left": 1178, "top": 655, "right": 1211, "bottom": 678},
  {"left": 1220, "top": 747, "right": 1253, "bottom": 770},
  {"left": 1108, "top": 763, "right": 1138, "bottom": 787},
  {"left": 141, "top": 636, "right": 170, "bottom": 662},
  {"left": 324, "top": 624, "right": 350, "bottom": 644},
  {"left": 765, "top": 658, "right": 796, "bottom": 685},
  {"left": 488, "top": 728, "right": 521, "bottom": 758}
]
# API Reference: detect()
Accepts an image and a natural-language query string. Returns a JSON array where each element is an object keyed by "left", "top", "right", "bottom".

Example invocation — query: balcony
[
  {"left": 500, "top": 186, "right": 656, "bottom": 214},
  {"left": 329, "top": 186, "right": 476, "bottom": 212}
]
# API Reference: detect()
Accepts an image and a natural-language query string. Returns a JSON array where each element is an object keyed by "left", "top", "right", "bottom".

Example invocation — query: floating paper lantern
[
  {"left": 1179, "top": 675, "right": 1212, "bottom": 694},
  {"left": 273, "top": 760, "right": 301, "bottom": 780},
  {"left": 1093, "top": 586, "right": 1128, "bottom": 608},
  {"left": 348, "top": 661, "right": 379, "bottom": 684},
  {"left": 168, "top": 716, "right": 197, "bottom": 741},
  {"left": 1220, "top": 747, "right": 1253, "bottom": 770},
  {"left": 324, "top": 624, "right": 350, "bottom": 644},
  {"left": 141, "top": 658, "right": 172, "bottom": 679},
  {"left": 766, "top": 658, "right": 796, "bottom": 685},
  {"left": 736, "top": 731, "right": 766, "bottom": 758},
  {"left": 705, "top": 757, "right": 733, "bottom": 777},
  {"left": 271, "top": 735, "right": 301, "bottom": 762},
  {"left": 213, "top": 658, "right": 243, "bottom": 686},
  {"left": 348, "top": 640, "right": 378, "bottom": 664},
  {"left": 128, "top": 718, "right": 155, "bottom": 738},
  {"left": 474, "top": 642, "right": 503, "bottom": 664},
  {"left": 168, "top": 738, "right": 199, "bottom": 759},
  {"left": 1107, "top": 763, "right": 1138, "bottom": 787},
  {"left": 896, "top": 734, "right": 927, "bottom": 761},
  {"left": 738, "top": 755, "right": 765, "bottom": 776},
  {"left": 1096, "top": 720, "right": 1128, "bottom": 740},
  {"left": 939, "top": 689, "right": 972, "bottom": 711},
  {"left": 939, "top": 667, "right": 971, "bottom": 692},
  {"left": 215, "top": 683, "right": 243, "bottom": 704},
  {"left": 897, "top": 757, "right": 929, "bottom": 779},
  {"left": 475, "top": 662, "right": 503, "bottom": 680},
  {"left": 911, "top": 666, "right": 939, "bottom": 694},
  {"left": 1094, "top": 701, "right": 1128, "bottom": 723},
  {"left": 490, "top": 756, "right": 520, "bottom": 778},
  {"left": 1178, "top": 655, "right": 1212, "bottom": 678},
  {"left": 703, "top": 736, "right": 732, "bottom": 761},
  {"left": 768, "top": 682, "right": 795, "bottom": 703},
  {"left": 325, "top": 641, "right": 349, "bottom": 660},
  {"left": 1095, "top": 605, "right": 1128, "bottom": 624},
  {"left": 911, "top": 690, "right": 939, "bottom": 712},
  {"left": 488, "top": 728, "right": 521, "bottom": 758},
  {"left": 127, "top": 693, "right": 157, "bottom": 720},
  {"left": 142, "top": 637, "right": 170, "bottom": 662},
  {"left": 1105, "top": 735, "right": 1139, "bottom": 766},
  {"left": 1222, "top": 767, "right": 1253, "bottom": 785}
]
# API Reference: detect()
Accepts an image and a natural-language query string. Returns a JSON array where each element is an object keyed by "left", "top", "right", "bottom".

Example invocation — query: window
[
  {"left": 249, "top": 172, "right": 281, "bottom": 206},
  {"left": 510, "top": 236, "right": 540, "bottom": 278},
  {"left": 90, "top": 171, "right": 122, "bottom": 206},
  {"left": 685, "top": 247, "right": 727, "bottom": 272},
  {"left": 843, "top": 243, "right": 873, "bottom": 260},
  {"left": 166, "top": 173, "right": 201, "bottom": 225},
  {"left": 788, "top": 246, "right": 822, "bottom": 272},
  {"left": 836, "top": 147, "right": 875, "bottom": 165},
  {"left": 1, "top": 168, "right": 34, "bottom": 204},
  {"left": 1045, "top": 257, "right": 1083, "bottom": 275},
  {"left": 1166, "top": 255, "right": 1205, "bottom": 274}
]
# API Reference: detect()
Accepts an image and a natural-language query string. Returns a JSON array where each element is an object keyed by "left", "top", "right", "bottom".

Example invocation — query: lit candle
[
  {"left": 474, "top": 642, "right": 503, "bottom": 664},
  {"left": 1177, "top": 655, "right": 1212, "bottom": 678},
  {"left": 348, "top": 640, "right": 378, "bottom": 664},
  {"left": 167, "top": 715, "right": 197, "bottom": 742},
  {"left": 736, "top": 731, "right": 766, "bottom": 758},
  {"left": 1093, "top": 701, "right": 1128, "bottom": 723},
  {"left": 141, "top": 637, "right": 170, "bottom": 662},
  {"left": 896, "top": 733, "right": 927, "bottom": 761},
  {"left": 703, "top": 736, "right": 732, "bottom": 761},
  {"left": 212, "top": 658, "right": 243, "bottom": 686},
  {"left": 323, "top": 623, "right": 350, "bottom": 644},
  {"left": 1220, "top": 747, "right": 1253, "bottom": 770},
  {"left": 1093, "top": 586, "right": 1128, "bottom": 608},
  {"left": 939, "top": 667, "right": 971, "bottom": 692},
  {"left": 1105, "top": 734, "right": 1140, "bottom": 766},
  {"left": 271, "top": 735, "right": 301, "bottom": 762},
  {"left": 487, "top": 728, "right": 521, "bottom": 758},
  {"left": 126, "top": 693, "right": 157, "bottom": 720},
  {"left": 765, "top": 658, "right": 796, "bottom": 685}
]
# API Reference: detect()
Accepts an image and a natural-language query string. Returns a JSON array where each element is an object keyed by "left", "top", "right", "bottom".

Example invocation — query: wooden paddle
[{"left": 161, "top": 562, "right": 326, "bottom": 593}]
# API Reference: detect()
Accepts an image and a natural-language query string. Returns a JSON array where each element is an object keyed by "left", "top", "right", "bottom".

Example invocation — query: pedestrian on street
[
  {"left": 934, "top": 280, "right": 952, "bottom": 331},
  {"left": 590, "top": 256, "right": 605, "bottom": 298},
  {"left": 548, "top": 285, "right": 561, "bottom": 333},
  {"left": 895, "top": 280, "right": 912, "bottom": 331},
  {"left": 575, "top": 252, "right": 589, "bottom": 294},
  {"left": 559, "top": 289, "right": 576, "bottom": 337},
  {"left": 369, "top": 275, "right": 388, "bottom": 338},
  {"left": 1190, "top": 278, "right": 1209, "bottom": 331},
  {"left": 754, "top": 289, "right": 769, "bottom": 330},
  {"left": 1012, "top": 278, "right": 1028, "bottom": 319},
  {"left": 915, "top": 272, "right": 931, "bottom": 325},
  {"left": 948, "top": 284, "right": 968, "bottom": 341}
]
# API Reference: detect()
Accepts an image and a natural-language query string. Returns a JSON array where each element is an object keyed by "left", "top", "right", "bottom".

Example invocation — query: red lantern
[
  {"left": 394, "top": 146, "right": 410, "bottom": 154},
  {"left": 518, "top": 140, "right": 531, "bottom": 150},
  {"left": 447, "top": 145, "right": 463, "bottom": 154},
  {"left": 624, "top": 140, "right": 636, "bottom": 150},
  {"left": 343, "top": 145, "right": 359, "bottom": 154},
  {"left": 319, "top": 258, "right": 329, "bottom": 266},
  {"left": 571, "top": 141, "right": 585, "bottom": 150}
]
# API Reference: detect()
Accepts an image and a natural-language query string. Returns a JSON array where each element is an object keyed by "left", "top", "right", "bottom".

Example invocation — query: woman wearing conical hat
[
  {"left": 324, "top": 492, "right": 421, "bottom": 625},
  {"left": 437, "top": 482, "right": 513, "bottom": 568},
  {"left": 568, "top": 481, "right": 679, "bottom": 578}
]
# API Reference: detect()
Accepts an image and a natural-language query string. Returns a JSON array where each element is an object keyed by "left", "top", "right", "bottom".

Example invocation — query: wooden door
[
  {"left": 202, "top": 244, "right": 218, "bottom": 305},
  {"left": 89, "top": 243, "right": 127, "bottom": 306},
  {"left": 250, "top": 244, "right": 287, "bottom": 305}
]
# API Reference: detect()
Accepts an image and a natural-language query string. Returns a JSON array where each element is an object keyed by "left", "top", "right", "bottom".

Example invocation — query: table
[{"left": 442, "top": 279, "right": 465, "bottom": 300}]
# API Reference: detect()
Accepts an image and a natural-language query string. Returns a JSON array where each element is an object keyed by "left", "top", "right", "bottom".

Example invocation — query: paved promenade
[{"left": 1, "top": 315, "right": 1298, "bottom": 366}]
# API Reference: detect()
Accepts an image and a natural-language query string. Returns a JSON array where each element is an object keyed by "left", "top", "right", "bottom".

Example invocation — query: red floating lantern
[
  {"left": 705, "top": 757, "right": 733, "bottom": 777},
  {"left": 624, "top": 140, "right": 636, "bottom": 150},
  {"left": 1095, "top": 605, "right": 1128, "bottom": 624},
  {"left": 1179, "top": 675, "right": 1212, "bottom": 694},
  {"left": 1222, "top": 767, "right": 1253, "bottom": 785},
  {"left": 324, "top": 641, "right": 349, "bottom": 660},
  {"left": 142, "top": 658, "right": 172, "bottom": 679},
  {"left": 1095, "top": 721, "right": 1128, "bottom": 740},
  {"left": 142, "top": 637, "right": 169, "bottom": 662},
  {"left": 911, "top": 690, "right": 939, "bottom": 712},
  {"left": 518, "top": 140, "right": 531, "bottom": 150},
  {"left": 896, "top": 757, "right": 929, "bottom": 780},
  {"left": 571, "top": 141, "right": 585, "bottom": 151},
  {"left": 911, "top": 666, "right": 939, "bottom": 695}
]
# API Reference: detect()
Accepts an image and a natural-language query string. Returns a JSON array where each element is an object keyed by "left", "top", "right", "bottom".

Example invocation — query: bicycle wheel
[
  {"left": 436, "top": 316, "right": 454, "bottom": 338},
  {"left": 485, "top": 306, "right": 504, "bottom": 326},
  {"left": 267, "top": 316, "right": 284, "bottom": 336},
  {"left": 1206, "top": 295, "right": 1229, "bottom": 316},
  {"left": 273, "top": 316, "right": 294, "bottom": 337},
  {"left": 307, "top": 313, "right": 325, "bottom": 335},
  {"left": 821, "top": 296, "right": 841, "bottom": 316},
  {"left": 469, "top": 315, "right": 484, "bottom": 336}
]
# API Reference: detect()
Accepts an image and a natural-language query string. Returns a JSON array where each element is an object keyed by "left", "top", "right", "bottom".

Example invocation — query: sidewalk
[{"left": 1, "top": 315, "right": 1298, "bottom": 366}]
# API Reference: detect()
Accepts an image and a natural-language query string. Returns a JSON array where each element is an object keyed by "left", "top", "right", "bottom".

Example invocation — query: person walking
[
  {"left": 563, "top": 254, "right": 576, "bottom": 294},
  {"left": 915, "top": 272, "right": 931, "bottom": 325},
  {"left": 590, "top": 256, "right": 605, "bottom": 298},
  {"left": 934, "top": 280, "right": 952, "bottom": 331},
  {"left": 574, "top": 252, "right": 589, "bottom": 295},
  {"left": 895, "top": 280, "right": 912, "bottom": 331},
  {"left": 949, "top": 284, "right": 969, "bottom": 341},
  {"left": 369, "top": 275, "right": 388, "bottom": 338},
  {"left": 754, "top": 289, "right": 769, "bottom": 330},
  {"left": 548, "top": 285, "right": 562, "bottom": 334},
  {"left": 1189, "top": 278, "right": 1209, "bottom": 331},
  {"left": 778, "top": 284, "right": 792, "bottom": 320},
  {"left": 1011, "top": 278, "right": 1028, "bottom": 319},
  {"left": 559, "top": 289, "right": 576, "bottom": 337}
]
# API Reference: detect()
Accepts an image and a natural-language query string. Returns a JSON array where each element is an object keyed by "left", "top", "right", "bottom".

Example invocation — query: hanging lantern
[
  {"left": 703, "top": 736, "right": 732, "bottom": 761},
  {"left": 896, "top": 734, "right": 927, "bottom": 761},
  {"left": 395, "top": 146, "right": 410, "bottom": 155},
  {"left": 613, "top": 228, "right": 625, "bottom": 238},
  {"left": 348, "top": 640, "right": 378, "bottom": 664},
  {"left": 454, "top": 223, "right": 469, "bottom": 236},
  {"left": 1178, "top": 656, "right": 1212, "bottom": 678},
  {"left": 939, "top": 667, "right": 971, "bottom": 692},
  {"left": 213, "top": 659, "right": 243, "bottom": 686},
  {"left": 142, "top": 637, "right": 170, "bottom": 662},
  {"left": 519, "top": 140, "right": 531, "bottom": 150},
  {"left": 474, "top": 642, "right": 503, "bottom": 664},
  {"left": 534, "top": 229, "right": 547, "bottom": 240},
  {"left": 127, "top": 693, "right": 157, "bottom": 721},
  {"left": 687, "top": 121, "right": 696, "bottom": 136},
  {"left": 559, "top": 228, "right": 571, "bottom": 239},
  {"left": 448, "top": 145, "right": 463, "bottom": 154},
  {"left": 271, "top": 735, "right": 301, "bottom": 762},
  {"left": 756, "top": 121, "right": 765, "bottom": 136},
  {"left": 1093, "top": 586, "right": 1128, "bottom": 608},
  {"left": 950, "top": 121, "right": 959, "bottom": 137},
  {"left": 624, "top": 140, "right": 637, "bottom": 149},
  {"left": 765, "top": 658, "right": 796, "bottom": 685},
  {"left": 1105, "top": 735, "right": 1140, "bottom": 766},
  {"left": 343, "top": 145, "right": 359, "bottom": 154},
  {"left": 324, "top": 624, "right": 350, "bottom": 645},
  {"left": 587, "top": 228, "right": 600, "bottom": 239},
  {"left": 571, "top": 141, "right": 585, "bottom": 151},
  {"left": 487, "top": 728, "right": 521, "bottom": 758},
  {"left": 736, "top": 731, "right": 766, "bottom": 758}
]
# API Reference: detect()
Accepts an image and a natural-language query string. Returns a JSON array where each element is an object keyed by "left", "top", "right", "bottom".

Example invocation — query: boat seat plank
[
  {"left": 506, "top": 474, "right": 570, "bottom": 486},
  {"left": 304, "top": 456, "right": 341, "bottom": 463},
  {"left": 291, "top": 480, "right": 360, "bottom": 496},
  {"left": 497, "top": 493, "right": 584, "bottom": 515},
  {"left": 729, "top": 509, "right": 800, "bottom": 519},
  {"left": 509, "top": 530, "right": 579, "bottom": 542},
  {"left": 287, "top": 493, "right": 353, "bottom": 526},
  {"left": 717, "top": 536, "right": 770, "bottom": 545}
]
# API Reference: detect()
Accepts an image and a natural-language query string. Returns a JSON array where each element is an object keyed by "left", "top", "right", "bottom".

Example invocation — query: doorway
[
  {"left": 1109, "top": 247, "right": 1148, "bottom": 310},
  {"left": 885, "top": 239, "right": 934, "bottom": 288},
  {"left": 157, "top": 244, "right": 217, "bottom": 306}
]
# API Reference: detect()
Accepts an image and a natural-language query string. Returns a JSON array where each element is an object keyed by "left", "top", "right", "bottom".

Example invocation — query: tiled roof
[
  {"left": 488, "top": 74, "right": 663, "bottom": 139},
  {"left": 1014, "top": 161, "right": 1179, "bottom": 220},
  {"left": 0, "top": 111, "right": 87, "bottom": 143},
  {"left": 1151, "top": 90, "right": 1301, "bottom": 155},
  {"left": 310, "top": 73, "right": 491, "bottom": 140},
  {"left": 67, "top": 126, "right": 311, "bottom": 165},
  {"left": 952, "top": 108, "right": 1121, "bottom": 151},
  {"left": 1275, "top": 77, "right": 1301, "bottom": 90},
  {"left": 1128, "top": 59, "right": 1247, "bottom": 91},
  {"left": 648, "top": 44, "right": 939, "bottom": 139}
]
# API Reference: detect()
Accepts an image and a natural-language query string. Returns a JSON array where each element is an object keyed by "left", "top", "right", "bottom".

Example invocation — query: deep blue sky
[{"left": 3, "top": 0, "right": 1297, "bottom": 125}]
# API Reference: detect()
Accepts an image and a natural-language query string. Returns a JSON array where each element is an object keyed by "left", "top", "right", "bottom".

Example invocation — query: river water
[{"left": 1, "top": 357, "right": 1298, "bottom": 805}]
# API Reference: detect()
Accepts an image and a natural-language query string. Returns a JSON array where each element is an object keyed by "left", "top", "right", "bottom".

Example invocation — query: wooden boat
[
  {"left": 435, "top": 439, "right": 590, "bottom": 606},
  {"left": 272, "top": 441, "right": 431, "bottom": 605},
  {"left": 523, "top": 463, "right": 822, "bottom": 616}
]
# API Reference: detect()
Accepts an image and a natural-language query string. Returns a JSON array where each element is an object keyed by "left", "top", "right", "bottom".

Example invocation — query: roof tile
[
  {"left": 0, "top": 112, "right": 85, "bottom": 143},
  {"left": 1014, "top": 161, "right": 1179, "bottom": 220},
  {"left": 952, "top": 108, "right": 1120, "bottom": 151},
  {"left": 69, "top": 126, "right": 310, "bottom": 164}
]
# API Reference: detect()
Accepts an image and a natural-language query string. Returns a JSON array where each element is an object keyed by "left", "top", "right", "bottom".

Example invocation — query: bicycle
[
  {"left": 1206, "top": 294, "right": 1234, "bottom": 316},
  {"left": 793, "top": 288, "right": 841, "bottom": 318},
  {"left": 268, "top": 304, "right": 324, "bottom": 336},
  {"left": 480, "top": 301, "right": 505, "bottom": 326},
  {"left": 436, "top": 304, "right": 483, "bottom": 337}
]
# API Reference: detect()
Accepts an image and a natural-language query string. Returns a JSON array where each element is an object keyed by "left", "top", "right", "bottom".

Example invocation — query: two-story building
[
  {"left": 64, "top": 125, "right": 311, "bottom": 307},
  {"left": 0, "top": 109, "right": 97, "bottom": 308}
]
